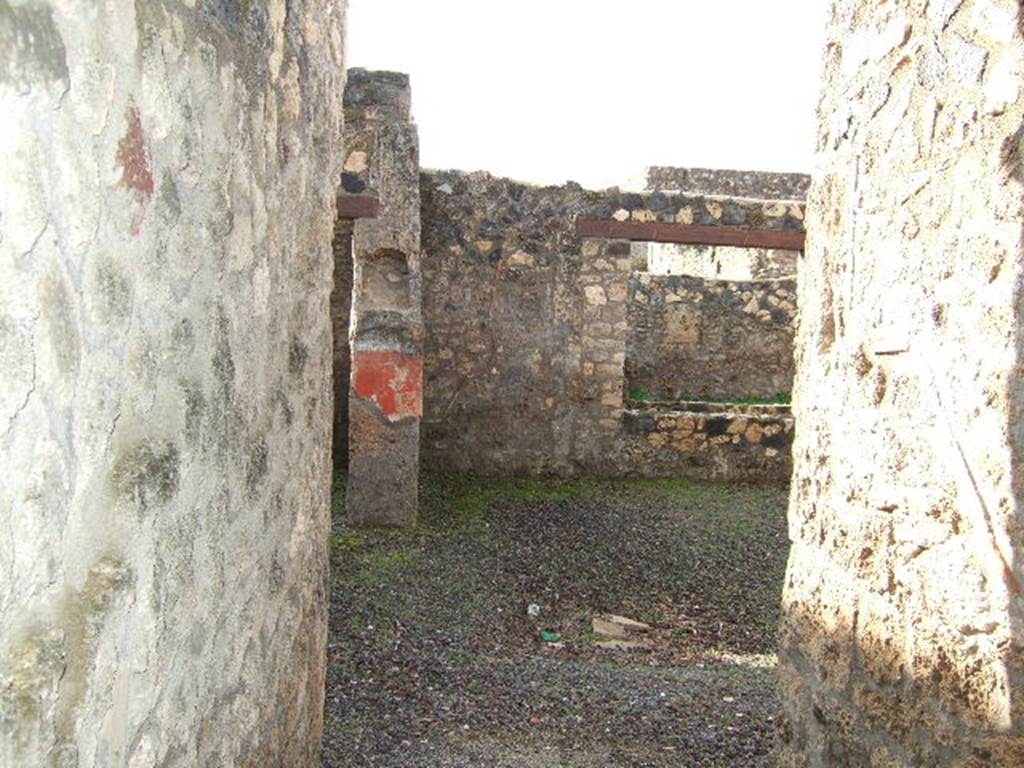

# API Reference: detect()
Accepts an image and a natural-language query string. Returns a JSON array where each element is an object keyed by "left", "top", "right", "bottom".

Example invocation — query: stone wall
[
  {"left": 420, "top": 171, "right": 585, "bottom": 476},
  {"left": 647, "top": 166, "right": 811, "bottom": 200},
  {"left": 779, "top": 1, "right": 1024, "bottom": 766},
  {"left": 626, "top": 274, "right": 796, "bottom": 402},
  {"left": 0, "top": 3, "right": 346, "bottom": 766},
  {"left": 622, "top": 403, "right": 794, "bottom": 482},
  {"left": 574, "top": 239, "right": 633, "bottom": 474},
  {"left": 420, "top": 169, "right": 801, "bottom": 481}
]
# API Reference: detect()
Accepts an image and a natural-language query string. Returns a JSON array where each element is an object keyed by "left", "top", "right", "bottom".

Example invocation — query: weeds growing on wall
[{"left": 628, "top": 386, "right": 652, "bottom": 402}]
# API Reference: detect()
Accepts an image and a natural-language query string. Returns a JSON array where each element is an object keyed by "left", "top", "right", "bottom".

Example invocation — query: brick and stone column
[{"left": 342, "top": 70, "right": 423, "bottom": 527}]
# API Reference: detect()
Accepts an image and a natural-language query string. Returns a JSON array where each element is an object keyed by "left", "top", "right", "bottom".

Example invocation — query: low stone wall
[
  {"left": 621, "top": 403, "right": 794, "bottom": 482},
  {"left": 626, "top": 274, "right": 796, "bottom": 402}
]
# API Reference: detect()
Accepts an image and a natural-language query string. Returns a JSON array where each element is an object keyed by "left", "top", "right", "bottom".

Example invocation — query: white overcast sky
[{"left": 347, "top": 1, "right": 830, "bottom": 190}]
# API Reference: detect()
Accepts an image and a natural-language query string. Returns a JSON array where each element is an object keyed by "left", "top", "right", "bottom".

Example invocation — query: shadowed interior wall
[
  {"left": 332, "top": 220, "right": 354, "bottom": 469},
  {"left": 779, "top": 1, "right": 1024, "bottom": 765},
  {"left": 0, "top": 3, "right": 346, "bottom": 766}
]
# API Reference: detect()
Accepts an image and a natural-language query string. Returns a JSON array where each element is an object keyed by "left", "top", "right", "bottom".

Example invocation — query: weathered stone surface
[
  {"left": 647, "top": 166, "right": 811, "bottom": 201},
  {"left": 344, "top": 70, "right": 423, "bottom": 527},
  {"left": 420, "top": 170, "right": 598, "bottom": 477},
  {"left": 779, "top": 1, "right": 1024, "bottom": 765},
  {"left": 593, "top": 615, "right": 652, "bottom": 639},
  {"left": 0, "top": 3, "right": 346, "bottom": 766},
  {"left": 346, "top": 396, "right": 420, "bottom": 528},
  {"left": 627, "top": 275, "right": 796, "bottom": 402}
]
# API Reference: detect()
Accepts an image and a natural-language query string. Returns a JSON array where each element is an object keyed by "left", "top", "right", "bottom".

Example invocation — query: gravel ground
[{"left": 323, "top": 476, "right": 790, "bottom": 768}]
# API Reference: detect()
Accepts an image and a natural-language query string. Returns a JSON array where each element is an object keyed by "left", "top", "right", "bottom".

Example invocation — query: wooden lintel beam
[
  {"left": 337, "top": 194, "right": 380, "bottom": 220},
  {"left": 576, "top": 219, "right": 805, "bottom": 251}
]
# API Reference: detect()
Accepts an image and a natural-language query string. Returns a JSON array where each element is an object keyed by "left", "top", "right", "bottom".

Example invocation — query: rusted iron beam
[
  {"left": 337, "top": 194, "right": 380, "bottom": 220},
  {"left": 576, "top": 219, "right": 805, "bottom": 251}
]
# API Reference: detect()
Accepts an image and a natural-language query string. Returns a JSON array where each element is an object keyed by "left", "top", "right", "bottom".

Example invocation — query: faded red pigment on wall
[
  {"left": 353, "top": 350, "right": 423, "bottom": 420},
  {"left": 115, "top": 101, "right": 154, "bottom": 236}
]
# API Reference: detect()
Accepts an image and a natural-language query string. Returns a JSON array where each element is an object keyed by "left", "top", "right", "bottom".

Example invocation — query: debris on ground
[{"left": 592, "top": 613, "right": 652, "bottom": 640}]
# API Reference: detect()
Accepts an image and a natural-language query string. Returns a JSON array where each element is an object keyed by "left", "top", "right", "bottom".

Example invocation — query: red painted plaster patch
[
  {"left": 353, "top": 350, "right": 423, "bottom": 421},
  {"left": 115, "top": 101, "right": 154, "bottom": 236}
]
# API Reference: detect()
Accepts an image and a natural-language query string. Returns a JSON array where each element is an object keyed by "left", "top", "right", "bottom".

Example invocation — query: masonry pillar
[
  {"left": 779, "top": 2, "right": 1024, "bottom": 765},
  {"left": 573, "top": 238, "right": 631, "bottom": 473},
  {"left": 342, "top": 70, "right": 423, "bottom": 527}
]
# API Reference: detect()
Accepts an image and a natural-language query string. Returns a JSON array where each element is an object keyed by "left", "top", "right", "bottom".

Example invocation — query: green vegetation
[{"left": 628, "top": 386, "right": 651, "bottom": 402}]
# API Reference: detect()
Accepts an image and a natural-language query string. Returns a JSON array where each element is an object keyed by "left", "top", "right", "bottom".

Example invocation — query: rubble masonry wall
[
  {"left": 779, "top": 1, "right": 1024, "bottom": 765},
  {"left": 419, "top": 169, "right": 802, "bottom": 480},
  {"left": 0, "top": 3, "right": 346, "bottom": 765}
]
